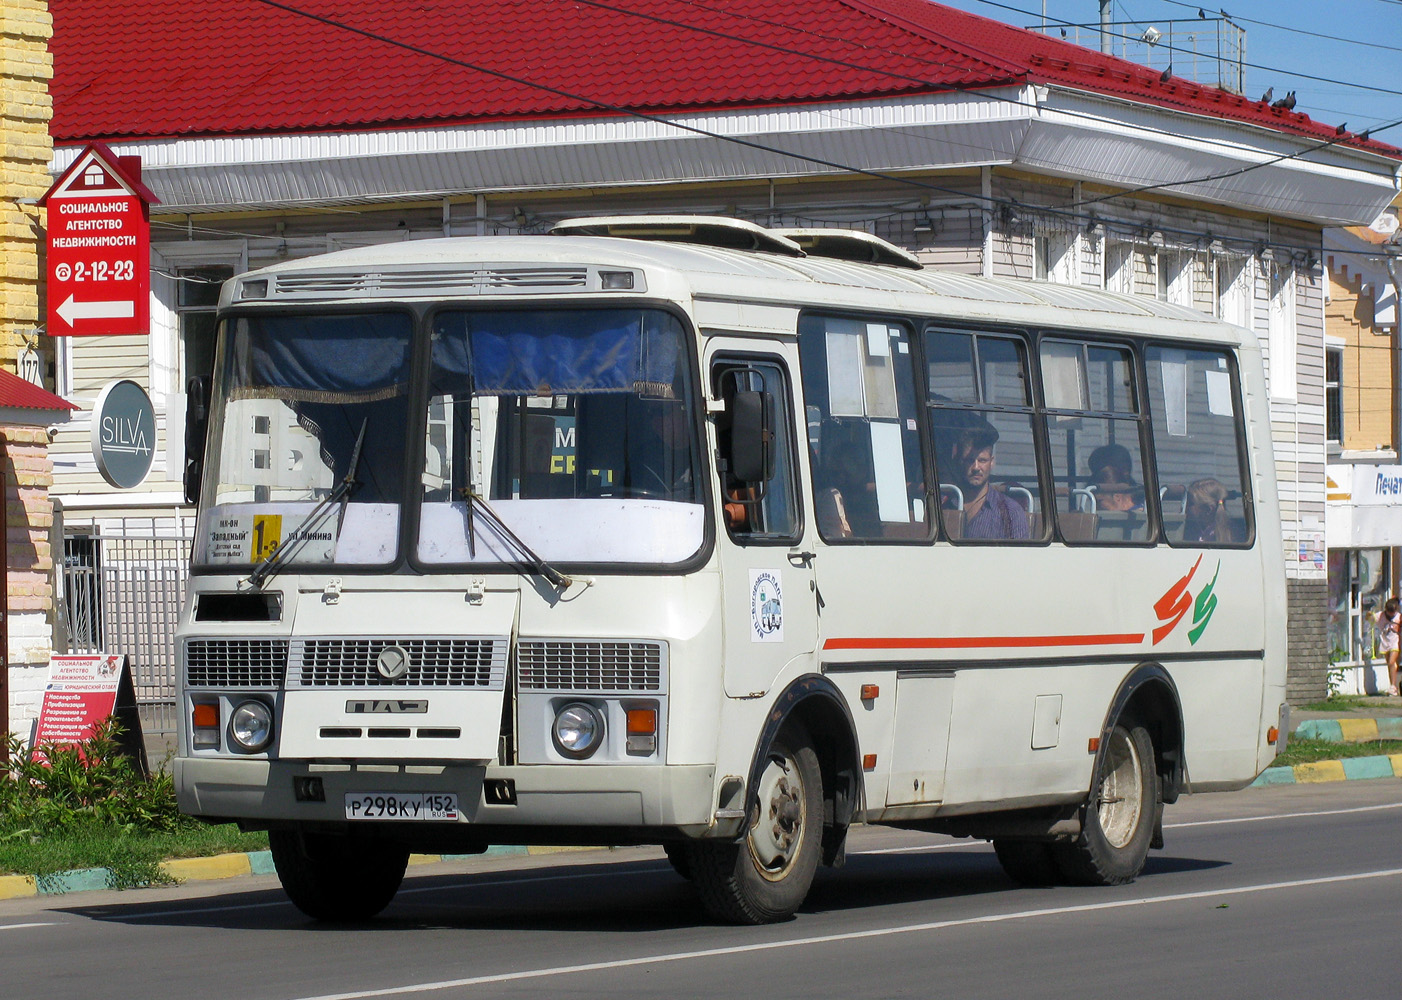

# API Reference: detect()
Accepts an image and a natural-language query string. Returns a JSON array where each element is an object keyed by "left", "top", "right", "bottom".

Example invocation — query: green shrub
[{"left": 1, "top": 718, "right": 183, "bottom": 836}]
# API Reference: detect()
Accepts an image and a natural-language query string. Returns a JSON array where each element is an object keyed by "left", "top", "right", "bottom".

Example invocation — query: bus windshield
[
  {"left": 418, "top": 307, "right": 705, "bottom": 568},
  {"left": 194, "top": 311, "right": 413, "bottom": 570}
]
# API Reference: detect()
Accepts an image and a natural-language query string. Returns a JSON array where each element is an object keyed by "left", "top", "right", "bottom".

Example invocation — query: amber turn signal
[
  {"left": 860, "top": 684, "right": 880, "bottom": 701},
  {"left": 192, "top": 703, "right": 219, "bottom": 728},
  {"left": 862, "top": 754, "right": 877, "bottom": 771},
  {"left": 626, "top": 708, "right": 657, "bottom": 735},
  {"left": 1267, "top": 726, "right": 1279, "bottom": 745},
  {"left": 1087, "top": 737, "right": 1101, "bottom": 753}
]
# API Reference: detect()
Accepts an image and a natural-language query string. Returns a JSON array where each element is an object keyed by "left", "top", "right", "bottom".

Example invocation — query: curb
[
  {"left": 1250, "top": 715, "right": 1402, "bottom": 788},
  {"left": 1252, "top": 753, "right": 1402, "bottom": 787},
  {"left": 0, "top": 844, "right": 600, "bottom": 901},
  {"left": 1295, "top": 717, "right": 1402, "bottom": 743}
]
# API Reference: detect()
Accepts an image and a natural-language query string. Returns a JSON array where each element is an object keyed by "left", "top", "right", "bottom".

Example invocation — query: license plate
[{"left": 344, "top": 792, "right": 459, "bottom": 821}]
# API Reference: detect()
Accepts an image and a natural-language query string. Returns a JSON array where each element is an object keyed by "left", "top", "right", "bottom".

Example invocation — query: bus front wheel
[
  {"left": 269, "top": 828, "right": 410, "bottom": 921},
  {"left": 1052, "top": 720, "right": 1158, "bottom": 886},
  {"left": 688, "top": 727, "right": 823, "bottom": 924}
]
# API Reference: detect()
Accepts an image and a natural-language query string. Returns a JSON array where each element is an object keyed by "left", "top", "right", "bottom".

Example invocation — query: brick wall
[
  {"left": 2, "top": 1, "right": 57, "bottom": 730},
  {"left": 1286, "top": 578, "right": 1328, "bottom": 704}
]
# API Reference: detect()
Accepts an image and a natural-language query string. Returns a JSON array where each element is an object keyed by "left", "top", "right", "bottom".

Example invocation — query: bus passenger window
[
  {"left": 1145, "top": 346, "right": 1251, "bottom": 546},
  {"left": 797, "top": 316, "right": 928, "bottom": 542},
  {"left": 925, "top": 329, "right": 1045, "bottom": 542},
  {"left": 712, "top": 360, "right": 799, "bottom": 542},
  {"left": 1039, "top": 339, "right": 1152, "bottom": 544}
]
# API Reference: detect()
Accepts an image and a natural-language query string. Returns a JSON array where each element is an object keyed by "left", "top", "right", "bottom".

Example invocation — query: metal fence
[
  {"left": 61, "top": 517, "right": 193, "bottom": 739},
  {"left": 1027, "top": 18, "right": 1246, "bottom": 95}
]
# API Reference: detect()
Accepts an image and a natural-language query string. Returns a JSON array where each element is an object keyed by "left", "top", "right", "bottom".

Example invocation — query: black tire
[
  {"left": 268, "top": 828, "right": 410, "bottom": 921},
  {"left": 688, "top": 726, "right": 823, "bottom": 924},
  {"left": 662, "top": 843, "right": 694, "bottom": 881},
  {"left": 993, "top": 839, "right": 1061, "bottom": 887},
  {"left": 1051, "top": 720, "right": 1159, "bottom": 886}
]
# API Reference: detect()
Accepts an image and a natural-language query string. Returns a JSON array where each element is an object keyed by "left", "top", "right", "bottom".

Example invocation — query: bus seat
[
  {"left": 1028, "top": 512, "right": 1043, "bottom": 537},
  {"left": 942, "top": 508, "right": 963, "bottom": 540},
  {"left": 883, "top": 519, "right": 929, "bottom": 540},
  {"left": 816, "top": 487, "right": 854, "bottom": 539},
  {"left": 1097, "top": 511, "right": 1148, "bottom": 542},
  {"left": 1058, "top": 511, "right": 1098, "bottom": 541}
]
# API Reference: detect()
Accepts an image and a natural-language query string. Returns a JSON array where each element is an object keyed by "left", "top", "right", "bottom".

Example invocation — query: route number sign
[{"left": 41, "top": 144, "right": 158, "bottom": 337}]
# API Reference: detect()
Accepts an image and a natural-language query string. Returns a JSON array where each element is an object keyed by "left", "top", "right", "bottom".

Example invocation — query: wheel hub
[
  {"left": 1097, "top": 728, "right": 1144, "bottom": 849},
  {"left": 749, "top": 754, "right": 806, "bottom": 877}
]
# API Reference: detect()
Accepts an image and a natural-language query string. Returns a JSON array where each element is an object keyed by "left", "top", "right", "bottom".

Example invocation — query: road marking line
[
  {"left": 288, "top": 867, "right": 1402, "bottom": 1000},
  {"left": 1166, "top": 801, "right": 1402, "bottom": 829},
  {"left": 0, "top": 922, "right": 59, "bottom": 932}
]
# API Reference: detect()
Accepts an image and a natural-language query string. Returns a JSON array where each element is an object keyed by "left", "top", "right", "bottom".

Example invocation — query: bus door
[
  {"left": 796, "top": 314, "right": 953, "bottom": 808},
  {"left": 709, "top": 351, "right": 818, "bottom": 698}
]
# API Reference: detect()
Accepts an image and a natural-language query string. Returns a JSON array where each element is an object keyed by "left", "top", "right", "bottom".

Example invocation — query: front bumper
[{"left": 175, "top": 757, "right": 719, "bottom": 833}]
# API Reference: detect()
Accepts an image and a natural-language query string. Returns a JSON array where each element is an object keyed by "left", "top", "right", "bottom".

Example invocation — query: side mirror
[
  {"left": 184, "top": 375, "right": 210, "bottom": 505},
  {"left": 730, "top": 389, "right": 776, "bottom": 483}
]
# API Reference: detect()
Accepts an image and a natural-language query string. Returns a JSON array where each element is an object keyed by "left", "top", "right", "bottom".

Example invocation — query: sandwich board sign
[
  {"left": 40, "top": 143, "right": 159, "bottom": 337},
  {"left": 30, "top": 653, "right": 147, "bottom": 772}
]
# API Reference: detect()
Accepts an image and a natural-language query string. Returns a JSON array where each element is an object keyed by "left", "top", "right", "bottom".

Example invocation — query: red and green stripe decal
[{"left": 822, "top": 558, "right": 1220, "bottom": 652}]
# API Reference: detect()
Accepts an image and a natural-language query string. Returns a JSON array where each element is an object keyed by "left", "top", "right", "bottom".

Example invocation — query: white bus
[{"left": 175, "top": 217, "right": 1287, "bottom": 924}]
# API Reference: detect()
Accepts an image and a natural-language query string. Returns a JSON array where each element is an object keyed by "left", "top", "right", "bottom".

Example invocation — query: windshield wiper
[
  {"left": 461, "top": 488, "right": 573, "bottom": 589},
  {"left": 246, "top": 417, "right": 368, "bottom": 590}
]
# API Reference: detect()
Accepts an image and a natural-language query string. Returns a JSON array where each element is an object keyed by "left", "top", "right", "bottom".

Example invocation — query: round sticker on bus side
[{"left": 750, "top": 569, "right": 784, "bottom": 643}]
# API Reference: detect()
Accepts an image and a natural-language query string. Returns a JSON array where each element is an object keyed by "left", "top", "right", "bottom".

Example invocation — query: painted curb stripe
[
  {"left": 1294, "top": 760, "right": 1348, "bottom": 783},
  {"left": 162, "top": 854, "right": 252, "bottom": 881},
  {"left": 38, "top": 868, "right": 110, "bottom": 895},
  {"left": 1337, "top": 718, "right": 1380, "bottom": 743},
  {"left": 0, "top": 875, "right": 37, "bottom": 900}
]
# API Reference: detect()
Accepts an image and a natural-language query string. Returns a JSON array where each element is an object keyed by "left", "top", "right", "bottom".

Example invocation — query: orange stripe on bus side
[{"left": 822, "top": 633, "right": 1146, "bottom": 650}]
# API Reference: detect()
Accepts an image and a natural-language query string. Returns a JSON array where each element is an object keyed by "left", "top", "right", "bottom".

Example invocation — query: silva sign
[
  {"left": 92, "top": 379, "right": 156, "bottom": 488},
  {"left": 40, "top": 143, "right": 158, "bottom": 337}
]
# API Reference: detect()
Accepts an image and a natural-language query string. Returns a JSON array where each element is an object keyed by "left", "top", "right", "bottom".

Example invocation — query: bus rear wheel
[
  {"left": 269, "top": 828, "right": 410, "bottom": 921},
  {"left": 1051, "top": 720, "right": 1158, "bottom": 886},
  {"left": 688, "top": 727, "right": 823, "bottom": 924}
]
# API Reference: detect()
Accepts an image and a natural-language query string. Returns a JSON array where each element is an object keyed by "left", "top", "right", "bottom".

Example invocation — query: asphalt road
[{"left": 5, "top": 780, "right": 1402, "bottom": 1000}]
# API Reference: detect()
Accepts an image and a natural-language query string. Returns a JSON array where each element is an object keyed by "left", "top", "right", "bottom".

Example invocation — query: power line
[
  {"left": 961, "top": 0, "right": 1402, "bottom": 97},
  {"left": 1153, "top": 0, "right": 1402, "bottom": 54}
]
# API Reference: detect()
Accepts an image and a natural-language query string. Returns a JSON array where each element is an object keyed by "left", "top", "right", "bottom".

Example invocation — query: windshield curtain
[
  {"left": 419, "top": 308, "right": 706, "bottom": 567},
  {"left": 194, "top": 312, "right": 412, "bottom": 570}
]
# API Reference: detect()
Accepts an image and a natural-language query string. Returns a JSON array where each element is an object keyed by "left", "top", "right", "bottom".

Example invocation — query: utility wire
[
  {"left": 961, "top": 0, "right": 1402, "bottom": 97},
  {"left": 1153, "top": 0, "right": 1402, "bottom": 54}
]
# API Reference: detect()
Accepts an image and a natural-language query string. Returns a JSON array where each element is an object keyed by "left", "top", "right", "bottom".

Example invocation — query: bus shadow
[{"left": 59, "top": 850, "right": 1230, "bottom": 933}]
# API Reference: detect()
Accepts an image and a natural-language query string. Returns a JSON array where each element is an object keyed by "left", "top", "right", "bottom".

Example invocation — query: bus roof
[{"left": 223, "top": 233, "right": 1253, "bottom": 348}]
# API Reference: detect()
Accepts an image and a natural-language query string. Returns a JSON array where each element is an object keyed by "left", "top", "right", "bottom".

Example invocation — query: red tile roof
[
  {"left": 0, "top": 371, "right": 76, "bottom": 413},
  {"left": 49, "top": 0, "right": 1397, "bottom": 158}
]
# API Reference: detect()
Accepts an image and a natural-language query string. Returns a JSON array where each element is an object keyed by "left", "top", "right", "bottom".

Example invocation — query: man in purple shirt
[{"left": 944, "top": 424, "right": 1029, "bottom": 540}]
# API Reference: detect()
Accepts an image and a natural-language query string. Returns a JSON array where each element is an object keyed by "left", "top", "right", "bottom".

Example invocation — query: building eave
[{"left": 50, "top": 87, "right": 1401, "bottom": 227}]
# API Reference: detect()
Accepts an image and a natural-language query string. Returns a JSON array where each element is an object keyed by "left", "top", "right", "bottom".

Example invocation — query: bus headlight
[
  {"left": 552, "top": 702, "right": 604, "bottom": 759},
  {"left": 228, "top": 700, "right": 274, "bottom": 753}
]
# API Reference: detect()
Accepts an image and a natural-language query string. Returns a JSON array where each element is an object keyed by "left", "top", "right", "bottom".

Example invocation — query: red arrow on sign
[{"left": 56, "top": 294, "right": 136, "bottom": 328}]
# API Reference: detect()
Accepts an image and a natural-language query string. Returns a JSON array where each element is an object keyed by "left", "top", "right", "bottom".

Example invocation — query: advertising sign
[
  {"left": 32, "top": 655, "right": 125, "bottom": 753},
  {"left": 40, "top": 143, "right": 158, "bottom": 337},
  {"left": 91, "top": 379, "right": 156, "bottom": 488}
]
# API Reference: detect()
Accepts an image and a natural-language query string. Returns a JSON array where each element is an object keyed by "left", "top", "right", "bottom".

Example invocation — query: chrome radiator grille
[
  {"left": 184, "top": 639, "right": 289, "bottom": 687},
  {"left": 516, "top": 640, "right": 664, "bottom": 692},
  {"left": 287, "top": 637, "right": 507, "bottom": 688}
]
